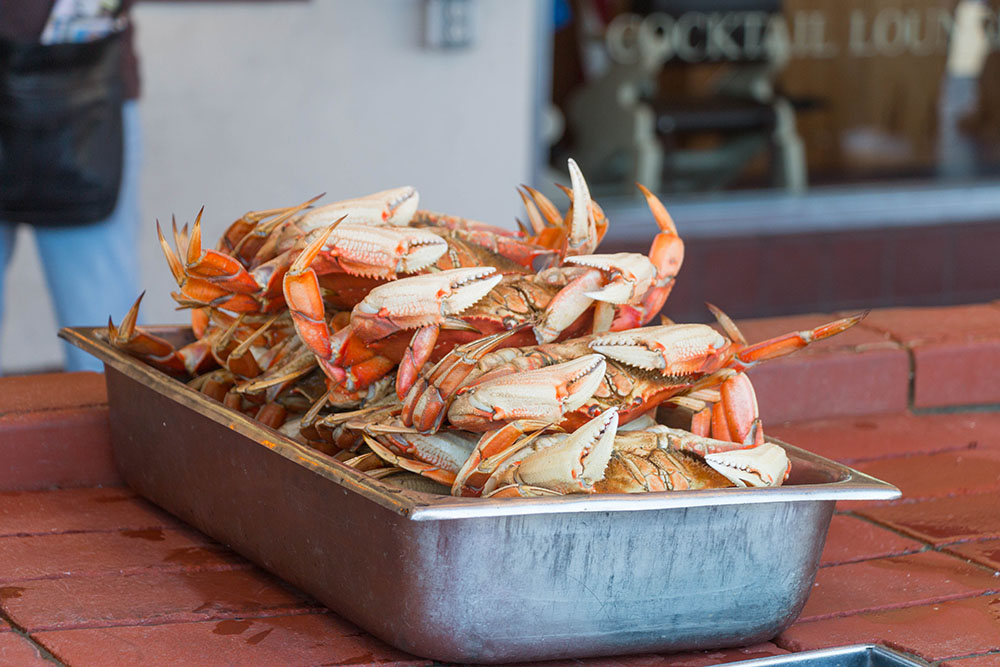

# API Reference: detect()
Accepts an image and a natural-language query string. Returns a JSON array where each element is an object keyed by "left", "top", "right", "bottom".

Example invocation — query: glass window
[{"left": 549, "top": 0, "right": 1000, "bottom": 196}]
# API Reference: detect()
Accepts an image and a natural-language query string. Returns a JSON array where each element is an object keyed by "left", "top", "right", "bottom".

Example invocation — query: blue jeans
[{"left": 0, "top": 101, "right": 142, "bottom": 372}]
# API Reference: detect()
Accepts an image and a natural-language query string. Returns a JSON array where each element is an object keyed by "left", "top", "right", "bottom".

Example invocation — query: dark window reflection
[{"left": 550, "top": 0, "right": 1000, "bottom": 194}]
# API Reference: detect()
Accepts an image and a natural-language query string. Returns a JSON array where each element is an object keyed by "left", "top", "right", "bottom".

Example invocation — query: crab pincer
[
  {"left": 400, "top": 327, "right": 529, "bottom": 433},
  {"left": 485, "top": 407, "right": 619, "bottom": 497},
  {"left": 533, "top": 252, "right": 658, "bottom": 343},
  {"left": 347, "top": 267, "right": 503, "bottom": 397},
  {"left": 447, "top": 353, "right": 608, "bottom": 432},
  {"left": 295, "top": 186, "right": 420, "bottom": 230}
]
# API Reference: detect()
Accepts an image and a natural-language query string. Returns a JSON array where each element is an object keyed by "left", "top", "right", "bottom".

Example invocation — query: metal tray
[
  {"left": 731, "top": 644, "right": 929, "bottom": 667},
  {"left": 62, "top": 326, "right": 900, "bottom": 664}
]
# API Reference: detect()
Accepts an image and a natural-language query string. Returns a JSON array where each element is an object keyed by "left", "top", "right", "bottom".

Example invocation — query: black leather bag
[{"left": 0, "top": 31, "right": 124, "bottom": 226}]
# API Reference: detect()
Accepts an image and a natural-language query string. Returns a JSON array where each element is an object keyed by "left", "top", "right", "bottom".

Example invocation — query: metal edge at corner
[{"left": 722, "top": 644, "right": 928, "bottom": 666}]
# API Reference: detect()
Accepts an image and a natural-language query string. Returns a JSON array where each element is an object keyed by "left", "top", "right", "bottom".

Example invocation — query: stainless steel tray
[
  {"left": 62, "top": 326, "right": 901, "bottom": 664},
  {"left": 731, "top": 645, "right": 928, "bottom": 667}
]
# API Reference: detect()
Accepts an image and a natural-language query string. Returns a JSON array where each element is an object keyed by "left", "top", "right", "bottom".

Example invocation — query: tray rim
[
  {"left": 726, "top": 643, "right": 925, "bottom": 666},
  {"left": 61, "top": 325, "right": 901, "bottom": 521}
]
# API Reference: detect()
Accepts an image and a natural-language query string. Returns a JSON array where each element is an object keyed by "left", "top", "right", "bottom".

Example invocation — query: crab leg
[
  {"left": 107, "top": 293, "right": 215, "bottom": 376},
  {"left": 288, "top": 265, "right": 502, "bottom": 395},
  {"left": 700, "top": 372, "right": 765, "bottom": 447},
  {"left": 562, "top": 158, "right": 600, "bottom": 258},
  {"left": 227, "top": 194, "right": 325, "bottom": 264},
  {"left": 362, "top": 435, "right": 458, "bottom": 487},
  {"left": 728, "top": 312, "right": 866, "bottom": 371},
  {"left": 532, "top": 269, "right": 605, "bottom": 343},
  {"left": 516, "top": 187, "right": 552, "bottom": 236},
  {"left": 518, "top": 184, "right": 568, "bottom": 253},
  {"left": 157, "top": 221, "right": 263, "bottom": 313},
  {"left": 283, "top": 222, "right": 344, "bottom": 364},
  {"left": 590, "top": 312, "right": 864, "bottom": 379},
  {"left": 362, "top": 427, "right": 479, "bottom": 487},
  {"left": 217, "top": 193, "right": 325, "bottom": 258},
  {"left": 348, "top": 267, "right": 501, "bottom": 396},
  {"left": 590, "top": 323, "right": 733, "bottom": 377},
  {"left": 178, "top": 208, "right": 263, "bottom": 295}
]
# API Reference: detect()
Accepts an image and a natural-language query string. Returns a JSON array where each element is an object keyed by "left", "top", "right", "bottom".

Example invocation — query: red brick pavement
[{"left": 1, "top": 304, "right": 998, "bottom": 666}]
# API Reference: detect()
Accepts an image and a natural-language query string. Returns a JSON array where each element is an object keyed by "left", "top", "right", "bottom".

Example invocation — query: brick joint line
[
  {"left": 0, "top": 607, "right": 67, "bottom": 666},
  {"left": 797, "top": 589, "right": 1000, "bottom": 624},
  {"left": 839, "top": 510, "right": 940, "bottom": 547},
  {"left": 837, "top": 511, "right": 1000, "bottom": 576},
  {"left": 0, "top": 404, "right": 108, "bottom": 420},
  {"left": 0, "top": 525, "right": 197, "bottom": 540},
  {"left": 940, "top": 649, "right": 1000, "bottom": 662},
  {"left": 827, "top": 441, "right": 981, "bottom": 466},
  {"left": 911, "top": 403, "right": 1000, "bottom": 416},
  {"left": 24, "top": 605, "right": 328, "bottom": 635},
  {"left": 0, "top": 562, "right": 254, "bottom": 586}
]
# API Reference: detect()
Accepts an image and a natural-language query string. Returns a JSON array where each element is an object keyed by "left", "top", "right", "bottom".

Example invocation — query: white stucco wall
[{"left": 2, "top": 0, "right": 542, "bottom": 373}]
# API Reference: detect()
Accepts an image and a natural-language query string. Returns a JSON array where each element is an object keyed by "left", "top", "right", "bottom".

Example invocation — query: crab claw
[
  {"left": 312, "top": 224, "right": 448, "bottom": 279},
  {"left": 400, "top": 326, "right": 530, "bottom": 433},
  {"left": 514, "top": 408, "right": 618, "bottom": 494},
  {"left": 451, "top": 420, "right": 552, "bottom": 497},
  {"left": 590, "top": 324, "right": 731, "bottom": 376},
  {"left": 447, "top": 353, "right": 607, "bottom": 431},
  {"left": 350, "top": 267, "right": 502, "bottom": 341},
  {"left": 704, "top": 442, "right": 790, "bottom": 488},
  {"left": 565, "top": 252, "right": 657, "bottom": 304},
  {"left": 297, "top": 186, "right": 419, "bottom": 229},
  {"left": 564, "top": 158, "right": 598, "bottom": 257}
]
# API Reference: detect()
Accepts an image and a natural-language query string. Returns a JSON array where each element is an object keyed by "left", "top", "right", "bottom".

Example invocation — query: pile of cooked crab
[{"left": 108, "top": 159, "right": 860, "bottom": 498}]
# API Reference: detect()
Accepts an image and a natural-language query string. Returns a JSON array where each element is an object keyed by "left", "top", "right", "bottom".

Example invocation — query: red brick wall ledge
[
  {"left": 1, "top": 302, "right": 998, "bottom": 492},
  {"left": 743, "top": 302, "right": 1000, "bottom": 420},
  {"left": 0, "top": 373, "right": 119, "bottom": 492}
]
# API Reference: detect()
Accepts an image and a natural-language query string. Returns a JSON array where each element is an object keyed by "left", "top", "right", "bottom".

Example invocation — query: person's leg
[
  {"left": 35, "top": 101, "right": 143, "bottom": 372},
  {"left": 0, "top": 222, "right": 19, "bottom": 372}
]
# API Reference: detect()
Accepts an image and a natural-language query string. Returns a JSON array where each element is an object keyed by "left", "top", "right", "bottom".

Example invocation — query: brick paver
[
  {"left": 849, "top": 448, "right": 1000, "bottom": 505},
  {"left": 943, "top": 539, "right": 1000, "bottom": 571},
  {"left": 768, "top": 411, "right": 1000, "bottom": 463},
  {"left": 0, "top": 632, "right": 51, "bottom": 666},
  {"left": 0, "top": 488, "right": 174, "bottom": 538},
  {"left": 940, "top": 654, "right": 1000, "bottom": 666},
  {"left": 35, "top": 613, "right": 428, "bottom": 667},
  {"left": 0, "top": 373, "right": 118, "bottom": 491},
  {"left": 861, "top": 305, "right": 1000, "bottom": 408},
  {"left": 856, "top": 491, "right": 1000, "bottom": 545},
  {"left": 749, "top": 347, "right": 909, "bottom": 424},
  {"left": 1, "top": 569, "right": 321, "bottom": 632},
  {"left": 818, "top": 515, "right": 924, "bottom": 566},
  {"left": 800, "top": 551, "right": 1000, "bottom": 621},
  {"left": 734, "top": 312, "right": 910, "bottom": 422},
  {"left": 778, "top": 595, "right": 1000, "bottom": 661},
  {"left": 0, "top": 372, "right": 106, "bottom": 416},
  {"left": 0, "top": 529, "right": 246, "bottom": 584}
]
